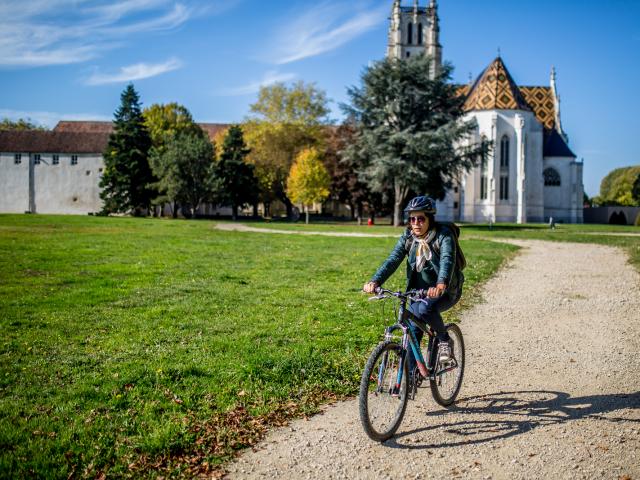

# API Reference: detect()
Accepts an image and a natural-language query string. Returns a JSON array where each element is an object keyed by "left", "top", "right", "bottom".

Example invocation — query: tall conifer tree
[
  {"left": 100, "top": 84, "right": 154, "bottom": 215},
  {"left": 342, "top": 55, "right": 487, "bottom": 226},
  {"left": 217, "top": 125, "right": 257, "bottom": 220}
]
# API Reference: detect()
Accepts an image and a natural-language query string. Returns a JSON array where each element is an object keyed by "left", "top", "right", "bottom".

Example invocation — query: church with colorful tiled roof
[{"left": 389, "top": 0, "right": 584, "bottom": 223}]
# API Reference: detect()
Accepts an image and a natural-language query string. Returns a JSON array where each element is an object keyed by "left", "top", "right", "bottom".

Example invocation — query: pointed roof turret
[
  {"left": 463, "top": 56, "right": 531, "bottom": 112},
  {"left": 550, "top": 66, "right": 568, "bottom": 142}
]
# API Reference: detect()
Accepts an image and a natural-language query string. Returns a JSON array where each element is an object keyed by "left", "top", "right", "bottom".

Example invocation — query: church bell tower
[{"left": 387, "top": 0, "right": 442, "bottom": 77}]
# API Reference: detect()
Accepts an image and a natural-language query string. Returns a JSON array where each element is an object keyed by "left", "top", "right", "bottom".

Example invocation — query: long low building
[{"left": 0, "top": 121, "right": 228, "bottom": 215}]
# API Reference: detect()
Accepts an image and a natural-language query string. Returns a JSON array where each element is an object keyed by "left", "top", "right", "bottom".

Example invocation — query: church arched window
[
  {"left": 499, "top": 135, "right": 509, "bottom": 200},
  {"left": 417, "top": 23, "right": 423, "bottom": 45},
  {"left": 480, "top": 135, "right": 488, "bottom": 200},
  {"left": 500, "top": 135, "right": 510, "bottom": 169},
  {"left": 543, "top": 167, "right": 561, "bottom": 186},
  {"left": 407, "top": 23, "right": 413, "bottom": 45}
]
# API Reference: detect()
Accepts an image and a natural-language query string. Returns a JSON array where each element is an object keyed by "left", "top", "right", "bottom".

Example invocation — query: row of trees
[
  {"left": 102, "top": 56, "right": 482, "bottom": 225},
  {"left": 0, "top": 118, "right": 48, "bottom": 131},
  {"left": 9, "top": 54, "right": 485, "bottom": 225},
  {"left": 100, "top": 86, "right": 260, "bottom": 219}
]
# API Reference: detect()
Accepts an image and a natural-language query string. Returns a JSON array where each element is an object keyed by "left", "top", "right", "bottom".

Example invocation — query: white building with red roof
[{"left": 0, "top": 121, "right": 228, "bottom": 215}]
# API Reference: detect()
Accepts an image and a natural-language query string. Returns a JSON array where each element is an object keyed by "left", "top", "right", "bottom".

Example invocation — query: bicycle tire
[
  {"left": 359, "top": 341, "right": 409, "bottom": 442},
  {"left": 430, "top": 323, "right": 465, "bottom": 407}
]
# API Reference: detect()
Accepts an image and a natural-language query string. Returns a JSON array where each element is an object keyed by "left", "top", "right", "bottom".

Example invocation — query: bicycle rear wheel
[
  {"left": 430, "top": 323, "right": 465, "bottom": 407},
  {"left": 359, "top": 341, "right": 409, "bottom": 442}
]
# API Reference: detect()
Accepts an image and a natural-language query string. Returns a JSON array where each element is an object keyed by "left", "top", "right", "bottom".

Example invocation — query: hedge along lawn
[{"left": 0, "top": 215, "right": 516, "bottom": 478}]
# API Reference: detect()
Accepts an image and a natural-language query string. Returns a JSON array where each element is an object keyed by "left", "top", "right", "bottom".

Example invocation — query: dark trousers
[{"left": 406, "top": 288, "right": 462, "bottom": 375}]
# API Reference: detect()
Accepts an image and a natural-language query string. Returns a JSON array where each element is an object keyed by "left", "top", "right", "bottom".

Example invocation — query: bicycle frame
[{"left": 382, "top": 294, "right": 438, "bottom": 384}]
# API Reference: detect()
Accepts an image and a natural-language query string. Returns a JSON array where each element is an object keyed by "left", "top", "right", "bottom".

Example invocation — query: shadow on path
[{"left": 387, "top": 390, "right": 640, "bottom": 450}]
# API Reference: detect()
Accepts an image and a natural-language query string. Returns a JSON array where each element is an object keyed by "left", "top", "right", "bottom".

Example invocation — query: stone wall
[{"left": 584, "top": 206, "right": 640, "bottom": 225}]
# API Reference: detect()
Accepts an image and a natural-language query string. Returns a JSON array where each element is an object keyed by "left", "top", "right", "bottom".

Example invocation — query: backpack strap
[{"left": 433, "top": 222, "right": 466, "bottom": 271}]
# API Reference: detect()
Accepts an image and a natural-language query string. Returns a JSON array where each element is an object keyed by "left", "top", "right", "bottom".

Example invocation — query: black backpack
[{"left": 404, "top": 222, "right": 467, "bottom": 272}]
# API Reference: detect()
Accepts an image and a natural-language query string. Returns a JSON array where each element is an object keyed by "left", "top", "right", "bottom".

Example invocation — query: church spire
[
  {"left": 550, "top": 66, "right": 568, "bottom": 143},
  {"left": 391, "top": 0, "right": 401, "bottom": 24},
  {"left": 387, "top": 0, "right": 402, "bottom": 58},
  {"left": 426, "top": 0, "right": 442, "bottom": 77}
]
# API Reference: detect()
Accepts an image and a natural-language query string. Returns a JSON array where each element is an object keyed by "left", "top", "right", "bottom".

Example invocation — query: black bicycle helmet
[{"left": 404, "top": 195, "right": 437, "bottom": 215}]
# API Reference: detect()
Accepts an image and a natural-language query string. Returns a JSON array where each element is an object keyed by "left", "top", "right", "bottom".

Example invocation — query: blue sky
[{"left": 0, "top": 0, "right": 638, "bottom": 196}]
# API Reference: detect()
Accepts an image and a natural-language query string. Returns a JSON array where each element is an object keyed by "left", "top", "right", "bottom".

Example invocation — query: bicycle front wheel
[
  {"left": 430, "top": 323, "right": 465, "bottom": 407},
  {"left": 359, "top": 341, "right": 409, "bottom": 442}
]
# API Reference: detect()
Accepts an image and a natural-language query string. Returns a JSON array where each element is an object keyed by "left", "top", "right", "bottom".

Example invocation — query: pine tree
[
  {"left": 217, "top": 125, "right": 258, "bottom": 220},
  {"left": 100, "top": 84, "right": 154, "bottom": 215},
  {"left": 342, "top": 54, "right": 487, "bottom": 226},
  {"left": 286, "top": 147, "right": 331, "bottom": 224}
]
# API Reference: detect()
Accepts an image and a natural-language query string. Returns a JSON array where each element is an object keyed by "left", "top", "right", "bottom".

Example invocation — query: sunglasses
[{"left": 409, "top": 216, "right": 427, "bottom": 225}]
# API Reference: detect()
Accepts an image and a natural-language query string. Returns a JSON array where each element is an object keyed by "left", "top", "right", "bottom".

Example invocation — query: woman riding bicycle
[{"left": 363, "top": 195, "right": 464, "bottom": 369}]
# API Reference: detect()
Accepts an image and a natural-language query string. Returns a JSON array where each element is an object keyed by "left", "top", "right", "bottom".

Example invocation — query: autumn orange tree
[{"left": 286, "top": 147, "right": 331, "bottom": 224}]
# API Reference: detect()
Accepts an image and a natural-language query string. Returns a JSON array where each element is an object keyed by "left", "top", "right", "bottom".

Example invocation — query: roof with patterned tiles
[
  {"left": 519, "top": 86, "right": 556, "bottom": 130},
  {"left": 456, "top": 57, "right": 575, "bottom": 158},
  {"left": 463, "top": 56, "right": 531, "bottom": 112}
]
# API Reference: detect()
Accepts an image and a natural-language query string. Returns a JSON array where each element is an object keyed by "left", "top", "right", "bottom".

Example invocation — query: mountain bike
[{"left": 359, "top": 288, "right": 465, "bottom": 442}]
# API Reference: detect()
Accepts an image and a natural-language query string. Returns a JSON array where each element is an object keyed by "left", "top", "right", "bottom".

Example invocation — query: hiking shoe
[{"left": 437, "top": 339, "right": 453, "bottom": 364}]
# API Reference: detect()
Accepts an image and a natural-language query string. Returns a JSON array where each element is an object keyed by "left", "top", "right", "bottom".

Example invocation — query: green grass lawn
[{"left": 0, "top": 215, "right": 516, "bottom": 478}]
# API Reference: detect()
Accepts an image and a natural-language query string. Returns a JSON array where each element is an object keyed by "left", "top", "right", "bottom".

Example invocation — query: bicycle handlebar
[{"left": 368, "top": 287, "right": 425, "bottom": 302}]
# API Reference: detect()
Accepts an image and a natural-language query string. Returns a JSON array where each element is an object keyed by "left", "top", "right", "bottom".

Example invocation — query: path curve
[
  {"left": 216, "top": 222, "right": 640, "bottom": 238},
  {"left": 215, "top": 223, "right": 398, "bottom": 238},
  {"left": 226, "top": 239, "right": 640, "bottom": 480}
]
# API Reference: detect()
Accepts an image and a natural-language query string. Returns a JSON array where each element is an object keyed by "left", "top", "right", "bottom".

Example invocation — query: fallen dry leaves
[{"left": 124, "top": 389, "right": 344, "bottom": 478}]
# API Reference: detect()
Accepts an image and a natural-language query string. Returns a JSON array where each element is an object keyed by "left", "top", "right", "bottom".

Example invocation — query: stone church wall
[{"left": 543, "top": 157, "right": 583, "bottom": 223}]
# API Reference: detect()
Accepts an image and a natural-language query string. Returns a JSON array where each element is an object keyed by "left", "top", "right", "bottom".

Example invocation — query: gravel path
[
  {"left": 226, "top": 239, "right": 640, "bottom": 480},
  {"left": 215, "top": 223, "right": 397, "bottom": 238}
]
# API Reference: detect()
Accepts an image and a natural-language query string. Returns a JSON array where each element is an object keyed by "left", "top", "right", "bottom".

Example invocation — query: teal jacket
[{"left": 370, "top": 224, "right": 463, "bottom": 294}]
